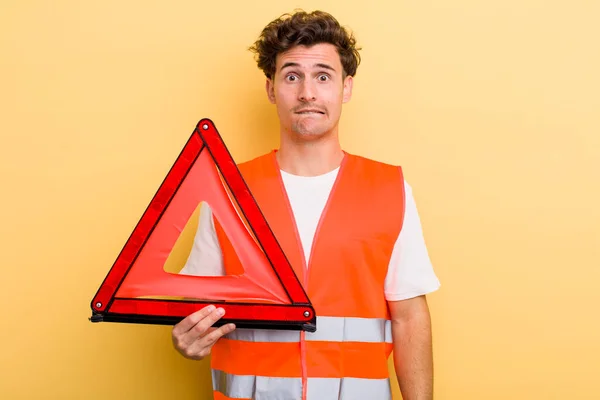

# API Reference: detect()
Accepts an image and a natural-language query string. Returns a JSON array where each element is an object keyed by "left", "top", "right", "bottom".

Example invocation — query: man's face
[{"left": 266, "top": 43, "right": 353, "bottom": 141}]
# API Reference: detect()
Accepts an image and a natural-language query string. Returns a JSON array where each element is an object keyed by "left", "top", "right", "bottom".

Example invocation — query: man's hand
[{"left": 171, "top": 305, "right": 236, "bottom": 360}]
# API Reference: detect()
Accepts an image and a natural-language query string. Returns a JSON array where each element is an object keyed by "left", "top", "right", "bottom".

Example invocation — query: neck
[{"left": 276, "top": 134, "right": 344, "bottom": 177}]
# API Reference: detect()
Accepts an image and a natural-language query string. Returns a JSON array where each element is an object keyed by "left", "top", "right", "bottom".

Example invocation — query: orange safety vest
[{"left": 211, "top": 151, "right": 405, "bottom": 400}]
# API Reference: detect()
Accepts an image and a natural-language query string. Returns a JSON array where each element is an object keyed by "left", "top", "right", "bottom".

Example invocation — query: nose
[{"left": 298, "top": 80, "right": 316, "bottom": 102}]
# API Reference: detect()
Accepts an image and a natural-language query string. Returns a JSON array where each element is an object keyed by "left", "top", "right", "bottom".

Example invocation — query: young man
[{"left": 172, "top": 10, "right": 440, "bottom": 400}]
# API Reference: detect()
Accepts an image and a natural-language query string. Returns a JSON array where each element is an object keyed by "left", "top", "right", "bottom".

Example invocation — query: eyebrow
[{"left": 280, "top": 62, "right": 336, "bottom": 72}]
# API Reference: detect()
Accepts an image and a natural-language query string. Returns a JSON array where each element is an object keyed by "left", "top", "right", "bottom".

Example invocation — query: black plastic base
[{"left": 90, "top": 312, "right": 317, "bottom": 332}]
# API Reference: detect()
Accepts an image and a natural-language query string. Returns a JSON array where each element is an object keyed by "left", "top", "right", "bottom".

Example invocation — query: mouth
[{"left": 295, "top": 109, "right": 325, "bottom": 115}]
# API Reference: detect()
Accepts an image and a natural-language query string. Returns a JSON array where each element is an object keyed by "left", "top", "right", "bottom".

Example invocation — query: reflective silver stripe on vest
[
  {"left": 212, "top": 369, "right": 256, "bottom": 399},
  {"left": 212, "top": 370, "right": 391, "bottom": 400},
  {"left": 225, "top": 327, "right": 300, "bottom": 342},
  {"left": 212, "top": 370, "right": 302, "bottom": 399},
  {"left": 307, "top": 377, "right": 391, "bottom": 400},
  {"left": 225, "top": 316, "right": 392, "bottom": 344},
  {"left": 306, "top": 317, "right": 392, "bottom": 343}
]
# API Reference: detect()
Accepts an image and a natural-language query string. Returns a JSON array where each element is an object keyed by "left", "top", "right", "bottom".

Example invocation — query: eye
[
  {"left": 318, "top": 74, "right": 330, "bottom": 82},
  {"left": 286, "top": 74, "right": 298, "bottom": 82}
]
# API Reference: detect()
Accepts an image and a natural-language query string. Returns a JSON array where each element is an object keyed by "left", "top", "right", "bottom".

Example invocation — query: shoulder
[
  {"left": 236, "top": 151, "right": 275, "bottom": 175},
  {"left": 347, "top": 153, "right": 403, "bottom": 174},
  {"left": 237, "top": 151, "right": 272, "bottom": 166},
  {"left": 346, "top": 152, "right": 406, "bottom": 184},
  {"left": 348, "top": 153, "right": 416, "bottom": 200},
  {"left": 348, "top": 153, "right": 400, "bottom": 169}
]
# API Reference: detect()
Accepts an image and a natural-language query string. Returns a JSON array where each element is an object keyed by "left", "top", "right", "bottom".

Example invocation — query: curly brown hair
[{"left": 249, "top": 10, "right": 361, "bottom": 80}]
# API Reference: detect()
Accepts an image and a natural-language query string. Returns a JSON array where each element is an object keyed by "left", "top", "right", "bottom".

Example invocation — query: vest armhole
[{"left": 397, "top": 165, "right": 406, "bottom": 234}]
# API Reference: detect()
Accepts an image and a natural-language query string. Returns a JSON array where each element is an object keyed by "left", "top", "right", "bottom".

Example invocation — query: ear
[
  {"left": 265, "top": 78, "right": 276, "bottom": 104},
  {"left": 342, "top": 75, "right": 353, "bottom": 103}
]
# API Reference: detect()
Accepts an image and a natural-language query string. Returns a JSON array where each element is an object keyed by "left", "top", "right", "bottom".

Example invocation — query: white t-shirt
[{"left": 180, "top": 168, "right": 440, "bottom": 301}]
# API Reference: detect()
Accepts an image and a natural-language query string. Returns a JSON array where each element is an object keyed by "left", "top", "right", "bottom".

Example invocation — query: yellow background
[{"left": 1, "top": 0, "right": 599, "bottom": 399}]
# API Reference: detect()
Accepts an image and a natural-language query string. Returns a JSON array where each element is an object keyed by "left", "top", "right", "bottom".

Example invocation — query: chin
[
  {"left": 292, "top": 130, "right": 329, "bottom": 141},
  {"left": 291, "top": 123, "right": 330, "bottom": 140}
]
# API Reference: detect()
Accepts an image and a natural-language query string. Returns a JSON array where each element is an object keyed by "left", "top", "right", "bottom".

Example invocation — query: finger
[
  {"left": 185, "top": 307, "right": 225, "bottom": 340},
  {"left": 203, "top": 327, "right": 217, "bottom": 336},
  {"left": 181, "top": 307, "right": 227, "bottom": 346},
  {"left": 200, "top": 323, "right": 237, "bottom": 348},
  {"left": 172, "top": 305, "right": 216, "bottom": 337}
]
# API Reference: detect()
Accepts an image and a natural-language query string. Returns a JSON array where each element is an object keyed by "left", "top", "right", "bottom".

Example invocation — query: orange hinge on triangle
[{"left": 89, "top": 119, "right": 316, "bottom": 332}]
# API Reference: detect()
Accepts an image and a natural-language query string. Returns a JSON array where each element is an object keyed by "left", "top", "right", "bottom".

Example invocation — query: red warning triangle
[{"left": 90, "top": 119, "right": 316, "bottom": 332}]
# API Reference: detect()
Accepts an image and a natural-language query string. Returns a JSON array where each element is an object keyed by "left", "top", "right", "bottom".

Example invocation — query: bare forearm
[{"left": 392, "top": 306, "right": 434, "bottom": 400}]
